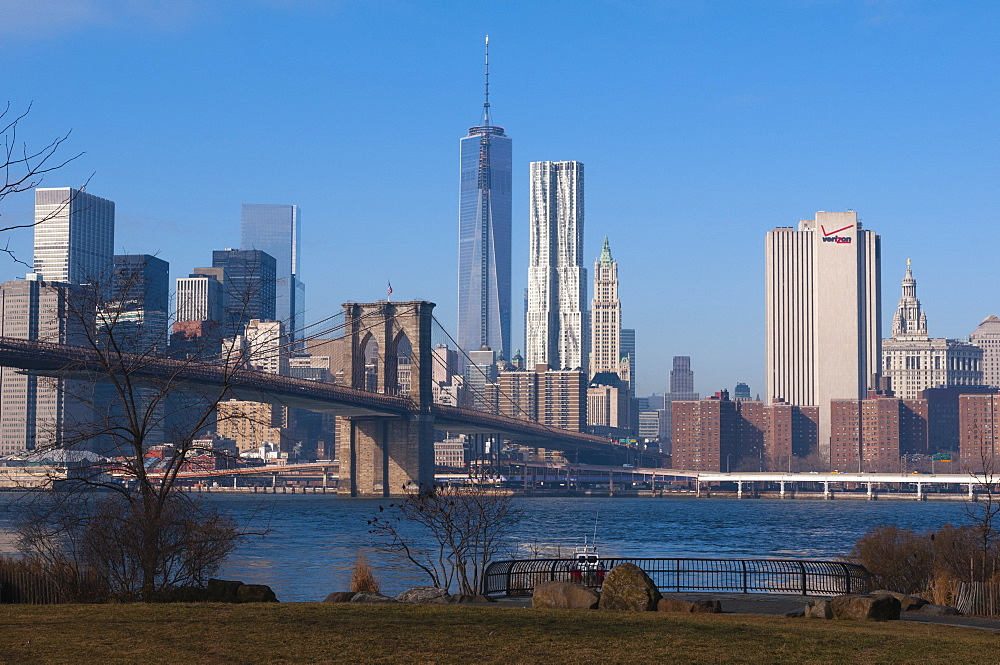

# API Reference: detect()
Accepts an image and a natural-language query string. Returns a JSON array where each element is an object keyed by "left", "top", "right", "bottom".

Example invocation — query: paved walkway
[{"left": 494, "top": 593, "right": 1000, "bottom": 630}]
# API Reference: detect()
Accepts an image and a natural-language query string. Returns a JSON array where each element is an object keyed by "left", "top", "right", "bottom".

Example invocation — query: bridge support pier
[{"left": 338, "top": 415, "right": 434, "bottom": 497}]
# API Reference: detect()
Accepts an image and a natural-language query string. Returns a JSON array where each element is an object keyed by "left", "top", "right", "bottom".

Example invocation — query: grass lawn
[{"left": 1, "top": 602, "right": 998, "bottom": 665}]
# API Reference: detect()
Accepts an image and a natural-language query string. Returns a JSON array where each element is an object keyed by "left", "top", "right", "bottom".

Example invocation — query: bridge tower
[{"left": 338, "top": 301, "right": 435, "bottom": 496}]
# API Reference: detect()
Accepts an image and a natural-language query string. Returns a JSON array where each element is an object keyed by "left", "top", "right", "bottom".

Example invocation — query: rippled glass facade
[{"left": 458, "top": 125, "right": 511, "bottom": 362}]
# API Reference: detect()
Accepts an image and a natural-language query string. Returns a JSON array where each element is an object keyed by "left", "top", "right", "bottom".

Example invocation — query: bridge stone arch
[{"left": 339, "top": 301, "right": 435, "bottom": 496}]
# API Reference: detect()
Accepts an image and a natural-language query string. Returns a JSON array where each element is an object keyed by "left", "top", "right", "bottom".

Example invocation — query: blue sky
[{"left": 0, "top": 0, "right": 997, "bottom": 396}]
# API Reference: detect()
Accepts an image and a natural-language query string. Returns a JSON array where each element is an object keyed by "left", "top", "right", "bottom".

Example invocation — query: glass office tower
[
  {"left": 33, "top": 187, "right": 115, "bottom": 284},
  {"left": 241, "top": 203, "right": 303, "bottom": 342},
  {"left": 212, "top": 249, "right": 276, "bottom": 337},
  {"left": 458, "top": 114, "right": 512, "bottom": 362}
]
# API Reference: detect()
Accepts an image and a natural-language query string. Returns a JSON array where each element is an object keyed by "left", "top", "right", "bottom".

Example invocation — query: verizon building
[{"left": 765, "top": 211, "right": 882, "bottom": 464}]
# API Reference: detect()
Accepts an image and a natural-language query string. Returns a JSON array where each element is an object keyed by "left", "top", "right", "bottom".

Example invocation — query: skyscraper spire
[
  {"left": 483, "top": 35, "right": 491, "bottom": 126},
  {"left": 891, "top": 259, "right": 927, "bottom": 339}
]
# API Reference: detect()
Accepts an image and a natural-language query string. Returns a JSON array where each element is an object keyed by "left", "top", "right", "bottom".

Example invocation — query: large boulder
[
  {"left": 657, "top": 596, "right": 722, "bottom": 614},
  {"left": 829, "top": 594, "right": 901, "bottom": 621},
  {"left": 597, "top": 563, "right": 661, "bottom": 611},
  {"left": 447, "top": 594, "right": 494, "bottom": 604},
  {"left": 918, "top": 603, "right": 961, "bottom": 616},
  {"left": 532, "top": 581, "right": 600, "bottom": 610},
  {"left": 870, "top": 590, "right": 928, "bottom": 611},
  {"left": 396, "top": 587, "right": 449, "bottom": 604},
  {"left": 322, "top": 591, "right": 357, "bottom": 603},
  {"left": 350, "top": 592, "right": 397, "bottom": 603},
  {"left": 236, "top": 584, "right": 279, "bottom": 603},
  {"left": 804, "top": 599, "right": 832, "bottom": 619},
  {"left": 206, "top": 578, "right": 244, "bottom": 603}
]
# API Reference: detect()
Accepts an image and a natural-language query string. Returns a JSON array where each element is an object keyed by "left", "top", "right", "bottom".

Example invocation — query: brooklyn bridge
[{"left": 0, "top": 300, "right": 657, "bottom": 496}]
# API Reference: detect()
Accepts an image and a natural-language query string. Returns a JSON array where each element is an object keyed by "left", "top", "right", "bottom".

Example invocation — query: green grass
[{"left": 0, "top": 602, "right": 997, "bottom": 664}]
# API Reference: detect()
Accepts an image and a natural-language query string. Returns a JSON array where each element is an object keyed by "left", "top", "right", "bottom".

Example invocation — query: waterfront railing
[{"left": 483, "top": 557, "right": 871, "bottom": 597}]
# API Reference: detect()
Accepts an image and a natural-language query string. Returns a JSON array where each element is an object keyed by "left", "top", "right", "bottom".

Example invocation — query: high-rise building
[
  {"left": 458, "top": 37, "right": 512, "bottom": 362},
  {"left": 734, "top": 382, "right": 752, "bottom": 401},
  {"left": 211, "top": 249, "right": 277, "bottom": 336},
  {"left": 620, "top": 329, "right": 636, "bottom": 386},
  {"left": 526, "top": 160, "right": 588, "bottom": 371},
  {"left": 241, "top": 203, "right": 304, "bottom": 343},
  {"left": 0, "top": 279, "right": 89, "bottom": 455},
  {"left": 669, "top": 356, "right": 697, "bottom": 399},
  {"left": 33, "top": 187, "right": 115, "bottom": 284},
  {"left": 882, "top": 261, "right": 982, "bottom": 399},
  {"left": 765, "top": 211, "right": 882, "bottom": 464},
  {"left": 958, "top": 392, "right": 1000, "bottom": 471},
  {"left": 175, "top": 270, "right": 225, "bottom": 324},
  {"left": 970, "top": 315, "right": 1000, "bottom": 388},
  {"left": 111, "top": 255, "right": 169, "bottom": 353},
  {"left": 830, "top": 396, "right": 928, "bottom": 472},
  {"left": 590, "top": 236, "right": 621, "bottom": 379}
]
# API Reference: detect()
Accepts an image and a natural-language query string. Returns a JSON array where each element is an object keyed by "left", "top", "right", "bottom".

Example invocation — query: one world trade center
[{"left": 458, "top": 36, "right": 512, "bottom": 363}]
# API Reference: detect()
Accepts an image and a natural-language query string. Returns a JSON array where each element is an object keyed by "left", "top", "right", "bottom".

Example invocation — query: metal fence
[
  {"left": 483, "top": 557, "right": 871, "bottom": 597},
  {"left": 0, "top": 569, "right": 63, "bottom": 604}
]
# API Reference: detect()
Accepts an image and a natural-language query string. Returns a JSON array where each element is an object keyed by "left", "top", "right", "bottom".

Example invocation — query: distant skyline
[{"left": 0, "top": 1, "right": 997, "bottom": 397}]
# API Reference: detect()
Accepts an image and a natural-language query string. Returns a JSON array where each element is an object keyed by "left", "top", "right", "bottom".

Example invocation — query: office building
[
  {"left": 882, "top": 261, "right": 982, "bottom": 399},
  {"left": 526, "top": 160, "right": 588, "bottom": 371},
  {"left": 970, "top": 315, "right": 1000, "bottom": 388},
  {"left": 110, "top": 255, "right": 169, "bottom": 354},
  {"left": 458, "top": 39, "right": 512, "bottom": 362},
  {"left": 0, "top": 279, "right": 89, "bottom": 455},
  {"left": 175, "top": 269, "right": 225, "bottom": 324},
  {"left": 734, "top": 383, "right": 751, "bottom": 401},
  {"left": 217, "top": 400, "right": 289, "bottom": 454},
  {"left": 463, "top": 346, "right": 498, "bottom": 411},
  {"left": 620, "top": 328, "right": 636, "bottom": 386},
  {"left": 241, "top": 203, "right": 304, "bottom": 343},
  {"left": 590, "top": 236, "right": 621, "bottom": 379},
  {"left": 211, "top": 249, "right": 276, "bottom": 336},
  {"left": 765, "top": 211, "right": 882, "bottom": 464},
  {"left": 661, "top": 356, "right": 699, "bottom": 448},
  {"left": 32, "top": 187, "right": 115, "bottom": 285}
]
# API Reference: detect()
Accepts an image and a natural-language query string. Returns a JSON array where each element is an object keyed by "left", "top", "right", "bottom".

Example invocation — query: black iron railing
[{"left": 483, "top": 557, "right": 871, "bottom": 597}]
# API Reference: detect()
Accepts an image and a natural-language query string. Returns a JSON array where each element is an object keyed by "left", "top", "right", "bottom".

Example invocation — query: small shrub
[{"left": 350, "top": 554, "right": 380, "bottom": 594}]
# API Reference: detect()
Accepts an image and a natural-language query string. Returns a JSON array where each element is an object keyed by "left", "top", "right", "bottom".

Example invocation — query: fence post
[
  {"left": 799, "top": 562, "right": 807, "bottom": 595},
  {"left": 839, "top": 563, "right": 852, "bottom": 594},
  {"left": 741, "top": 560, "right": 748, "bottom": 594}
]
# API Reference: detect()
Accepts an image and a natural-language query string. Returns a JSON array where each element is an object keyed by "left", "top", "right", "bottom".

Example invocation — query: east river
[{"left": 0, "top": 494, "right": 978, "bottom": 601}]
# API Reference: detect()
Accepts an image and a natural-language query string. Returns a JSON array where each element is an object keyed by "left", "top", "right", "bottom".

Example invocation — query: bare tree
[
  {"left": 368, "top": 481, "right": 522, "bottom": 595},
  {"left": 0, "top": 102, "right": 83, "bottom": 264},
  {"left": 13, "top": 260, "right": 280, "bottom": 600}
]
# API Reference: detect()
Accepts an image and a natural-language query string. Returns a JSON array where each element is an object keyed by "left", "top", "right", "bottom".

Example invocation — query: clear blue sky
[{"left": 1, "top": 0, "right": 997, "bottom": 397}]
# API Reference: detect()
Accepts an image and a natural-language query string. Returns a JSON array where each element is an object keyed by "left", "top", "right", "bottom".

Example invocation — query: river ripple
[{"left": 0, "top": 494, "right": 976, "bottom": 601}]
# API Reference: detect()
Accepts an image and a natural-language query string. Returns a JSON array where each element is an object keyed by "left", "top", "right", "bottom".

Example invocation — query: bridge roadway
[{"left": 0, "top": 337, "right": 638, "bottom": 456}]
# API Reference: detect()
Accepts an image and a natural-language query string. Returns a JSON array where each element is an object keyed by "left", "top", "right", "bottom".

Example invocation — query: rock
[
  {"left": 206, "top": 578, "right": 244, "bottom": 602},
  {"left": 870, "top": 590, "right": 928, "bottom": 611},
  {"left": 322, "top": 591, "right": 357, "bottom": 603},
  {"left": 784, "top": 610, "right": 805, "bottom": 618},
  {"left": 657, "top": 596, "right": 722, "bottom": 613},
  {"left": 159, "top": 586, "right": 209, "bottom": 602},
  {"left": 805, "top": 599, "right": 832, "bottom": 619},
  {"left": 447, "top": 594, "right": 493, "bottom": 604},
  {"left": 918, "top": 603, "right": 961, "bottom": 616},
  {"left": 597, "top": 563, "right": 661, "bottom": 611},
  {"left": 532, "top": 581, "right": 600, "bottom": 610},
  {"left": 350, "top": 592, "right": 397, "bottom": 603},
  {"left": 236, "top": 584, "right": 279, "bottom": 603},
  {"left": 396, "top": 587, "right": 449, "bottom": 604},
  {"left": 829, "top": 594, "right": 901, "bottom": 621}
]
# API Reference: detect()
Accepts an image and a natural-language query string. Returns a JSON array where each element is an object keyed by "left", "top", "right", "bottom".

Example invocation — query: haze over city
[{"left": 0, "top": 0, "right": 996, "bottom": 396}]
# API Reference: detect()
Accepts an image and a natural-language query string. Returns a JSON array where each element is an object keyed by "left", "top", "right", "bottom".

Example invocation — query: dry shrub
[
  {"left": 849, "top": 525, "right": 932, "bottom": 594},
  {"left": 350, "top": 554, "right": 380, "bottom": 594},
  {"left": 850, "top": 523, "right": 1000, "bottom": 597}
]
